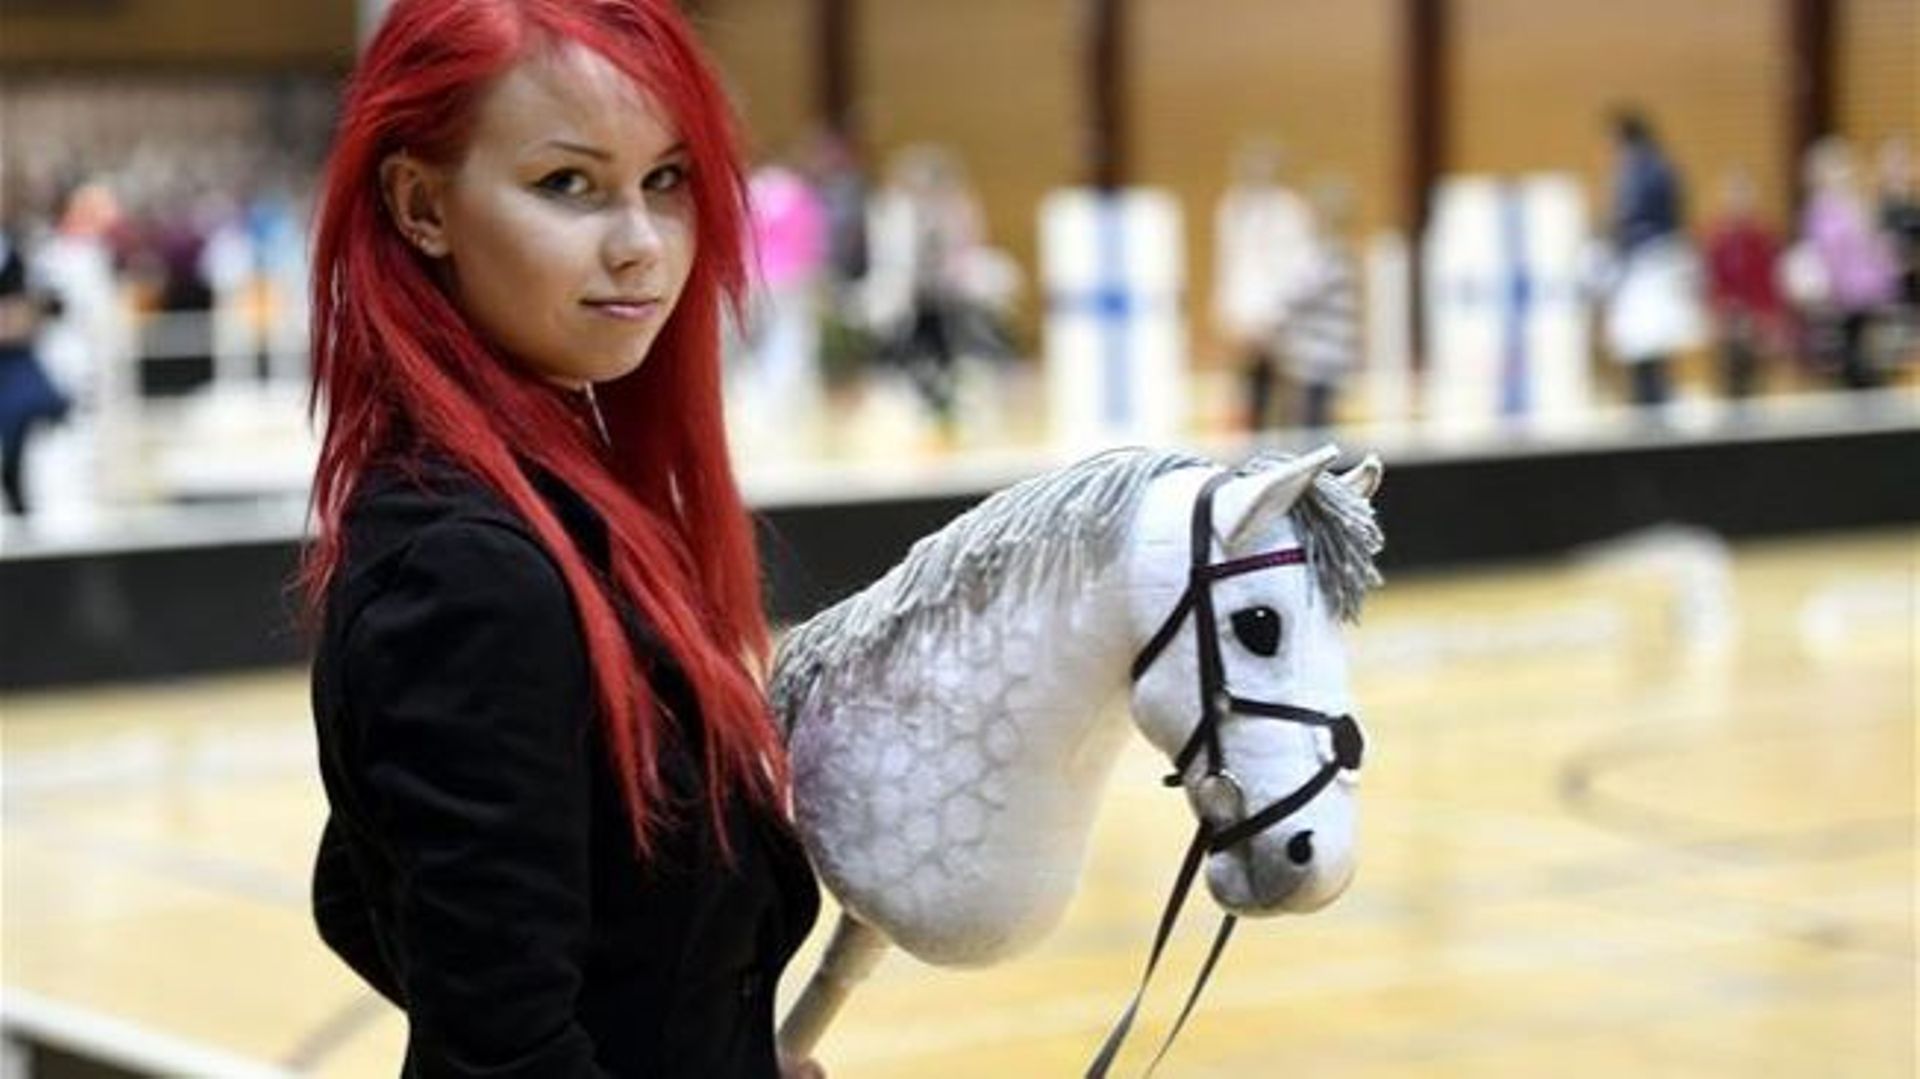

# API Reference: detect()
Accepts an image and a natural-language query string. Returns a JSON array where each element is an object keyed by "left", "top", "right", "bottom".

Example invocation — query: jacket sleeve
[
  {"left": 313, "top": 813, "right": 404, "bottom": 1006},
  {"left": 343, "top": 518, "right": 610, "bottom": 1079}
]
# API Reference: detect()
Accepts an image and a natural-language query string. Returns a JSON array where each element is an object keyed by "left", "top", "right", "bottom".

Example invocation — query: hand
[{"left": 779, "top": 1053, "right": 826, "bottom": 1079}]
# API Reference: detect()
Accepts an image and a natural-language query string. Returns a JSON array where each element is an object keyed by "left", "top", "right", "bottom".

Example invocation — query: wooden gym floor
[{"left": 3, "top": 527, "right": 1913, "bottom": 1077}]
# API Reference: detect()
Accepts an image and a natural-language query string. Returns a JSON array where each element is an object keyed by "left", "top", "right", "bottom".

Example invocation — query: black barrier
[{"left": 3, "top": 421, "right": 1915, "bottom": 691}]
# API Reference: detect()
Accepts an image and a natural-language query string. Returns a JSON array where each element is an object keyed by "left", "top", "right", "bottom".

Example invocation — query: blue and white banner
[
  {"left": 1422, "top": 174, "right": 1591, "bottom": 438},
  {"left": 1040, "top": 188, "right": 1187, "bottom": 448}
]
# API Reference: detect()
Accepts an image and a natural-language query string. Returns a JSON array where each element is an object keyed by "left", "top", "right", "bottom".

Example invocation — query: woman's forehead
[{"left": 470, "top": 43, "right": 680, "bottom": 161}]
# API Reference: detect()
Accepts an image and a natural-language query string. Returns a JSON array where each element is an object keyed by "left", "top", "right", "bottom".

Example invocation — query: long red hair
[{"left": 303, "top": 0, "right": 781, "bottom": 856}]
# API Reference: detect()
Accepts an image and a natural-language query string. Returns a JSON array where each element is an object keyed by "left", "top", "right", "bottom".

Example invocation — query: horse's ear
[
  {"left": 1338, "top": 454, "right": 1384, "bottom": 501},
  {"left": 1215, "top": 445, "right": 1340, "bottom": 552}
]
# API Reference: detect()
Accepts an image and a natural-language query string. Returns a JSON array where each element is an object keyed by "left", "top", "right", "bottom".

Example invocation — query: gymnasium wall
[
  {"left": 1837, "top": 0, "right": 1920, "bottom": 157},
  {"left": 0, "top": 0, "right": 355, "bottom": 69},
  {"left": 1449, "top": 0, "right": 1790, "bottom": 228}
]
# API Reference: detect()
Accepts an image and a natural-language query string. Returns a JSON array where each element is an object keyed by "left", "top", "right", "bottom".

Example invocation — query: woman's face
[{"left": 390, "top": 45, "right": 697, "bottom": 388}]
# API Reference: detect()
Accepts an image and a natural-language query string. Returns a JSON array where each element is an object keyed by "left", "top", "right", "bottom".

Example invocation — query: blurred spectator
[
  {"left": 1602, "top": 108, "right": 1701, "bottom": 411},
  {"left": 866, "top": 145, "right": 999, "bottom": 426},
  {"left": 1212, "top": 138, "right": 1314, "bottom": 431},
  {"left": 738, "top": 162, "right": 828, "bottom": 445},
  {"left": 0, "top": 226, "right": 72, "bottom": 516},
  {"left": 142, "top": 191, "right": 224, "bottom": 395},
  {"left": 34, "top": 181, "right": 123, "bottom": 398},
  {"left": 808, "top": 130, "right": 871, "bottom": 295},
  {"left": 800, "top": 129, "right": 874, "bottom": 388},
  {"left": 1701, "top": 169, "right": 1784, "bottom": 400},
  {"left": 1274, "top": 177, "right": 1360, "bottom": 431},
  {"left": 1800, "top": 137, "right": 1899, "bottom": 389},
  {"left": 1875, "top": 135, "right": 1920, "bottom": 361}
]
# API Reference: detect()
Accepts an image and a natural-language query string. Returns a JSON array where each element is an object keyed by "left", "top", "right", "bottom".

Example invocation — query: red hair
[{"left": 303, "top": 0, "right": 781, "bottom": 856}]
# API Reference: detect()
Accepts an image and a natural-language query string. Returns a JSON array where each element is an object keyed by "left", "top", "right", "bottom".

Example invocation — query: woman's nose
[{"left": 603, "top": 205, "right": 663, "bottom": 271}]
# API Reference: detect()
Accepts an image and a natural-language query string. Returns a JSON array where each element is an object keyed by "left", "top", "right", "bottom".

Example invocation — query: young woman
[{"left": 303, "top": 2, "right": 822, "bottom": 1075}]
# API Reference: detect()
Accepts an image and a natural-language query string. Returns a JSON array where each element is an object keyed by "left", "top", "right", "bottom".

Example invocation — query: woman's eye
[
  {"left": 535, "top": 170, "right": 592, "bottom": 198},
  {"left": 643, "top": 162, "right": 688, "bottom": 193},
  {"left": 1231, "top": 606, "right": 1282, "bottom": 657}
]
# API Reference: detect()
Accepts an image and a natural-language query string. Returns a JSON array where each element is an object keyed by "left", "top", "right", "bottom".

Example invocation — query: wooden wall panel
[
  {"left": 0, "top": 0, "right": 354, "bottom": 69},
  {"left": 1835, "top": 0, "right": 1919, "bottom": 156},
  {"left": 692, "top": 0, "right": 815, "bottom": 161},
  {"left": 1451, "top": 0, "right": 1791, "bottom": 230}
]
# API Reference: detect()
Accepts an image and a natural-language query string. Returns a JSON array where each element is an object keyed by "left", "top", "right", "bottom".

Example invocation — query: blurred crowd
[
  {"left": 727, "top": 134, "right": 1026, "bottom": 460},
  {"left": 1213, "top": 112, "right": 1918, "bottom": 437},
  {"left": 1599, "top": 113, "right": 1918, "bottom": 409},
  {"left": 1, "top": 80, "right": 1914, "bottom": 517}
]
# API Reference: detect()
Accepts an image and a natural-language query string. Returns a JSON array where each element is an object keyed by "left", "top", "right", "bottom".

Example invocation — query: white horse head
[
  {"left": 1124, "top": 444, "right": 1382, "bottom": 916},
  {"left": 771, "top": 446, "right": 1383, "bottom": 1055}
]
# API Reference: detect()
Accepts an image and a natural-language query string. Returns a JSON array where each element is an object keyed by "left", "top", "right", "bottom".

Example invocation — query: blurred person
[
  {"left": 800, "top": 130, "right": 874, "bottom": 388},
  {"left": 806, "top": 129, "right": 870, "bottom": 295},
  {"left": 866, "top": 144, "right": 988, "bottom": 427},
  {"left": 301, "top": 2, "right": 823, "bottom": 1076},
  {"left": 1800, "top": 137, "right": 1899, "bottom": 389},
  {"left": 1701, "top": 169, "right": 1785, "bottom": 401},
  {"left": 736, "top": 161, "right": 828, "bottom": 447},
  {"left": 0, "top": 224, "right": 71, "bottom": 516},
  {"left": 1875, "top": 135, "right": 1920, "bottom": 360},
  {"left": 1602, "top": 108, "right": 1700, "bottom": 410},
  {"left": 144, "top": 190, "right": 223, "bottom": 394},
  {"left": 1212, "top": 138, "right": 1313, "bottom": 431},
  {"left": 1273, "top": 177, "right": 1361, "bottom": 431},
  {"left": 32, "top": 181, "right": 121, "bottom": 414}
]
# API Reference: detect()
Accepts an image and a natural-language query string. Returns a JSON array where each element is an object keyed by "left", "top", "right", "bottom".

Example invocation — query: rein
[{"left": 1088, "top": 468, "right": 1366, "bottom": 1077}]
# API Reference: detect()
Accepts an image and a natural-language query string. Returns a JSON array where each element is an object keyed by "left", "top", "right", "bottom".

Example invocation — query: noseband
[{"left": 1088, "top": 467, "right": 1367, "bottom": 1077}]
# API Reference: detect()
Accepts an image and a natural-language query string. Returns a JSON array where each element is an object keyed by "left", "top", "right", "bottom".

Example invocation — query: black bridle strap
[
  {"left": 1085, "top": 823, "right": 1210, "bottom": 1079},
  {"left": 1094, "top": 467, "right": 1363, "bottom": 1076},
  {"left": 1129, "top": 589, "right": 1196, "bottom": 681},
  {"left": 1229, "top": 702, "right": 1366, "bottom": 771},
  {"left": 1206, "top": 760, "right": 1343, "bottom": 853},
  {"left": 1168, "top": 703, "right": 1360, "bottom": 783},
  {"left": 1133, "top": 470, "right": 1291, "bottom": 683},
  {"left": 1130, "top": 552, "right": 1308, "bottom": 681},
  {"left": 1144, "top": 914, "right": 1238, "bottom": 1077},
  {"left": 1188, "top": 475, "right": 1230, "bottom": 774}
]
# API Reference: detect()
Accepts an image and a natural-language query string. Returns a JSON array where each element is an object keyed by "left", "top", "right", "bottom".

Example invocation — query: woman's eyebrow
[
  {"left": 539, "top": 139, "right": 614, "bottom": 161},
  {"left": 534, "top": 139, "right": 689, "bottom": 163}
]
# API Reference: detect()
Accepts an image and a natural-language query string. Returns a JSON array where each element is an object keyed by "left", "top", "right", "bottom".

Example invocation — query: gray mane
[{"left": 770, "top": 448, "right": 1383, "bottom": 724}]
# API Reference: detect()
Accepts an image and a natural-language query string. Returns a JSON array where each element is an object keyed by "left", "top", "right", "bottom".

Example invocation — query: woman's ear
[{"left": 379, "top": 153, "right": 451, "bottom": 258}]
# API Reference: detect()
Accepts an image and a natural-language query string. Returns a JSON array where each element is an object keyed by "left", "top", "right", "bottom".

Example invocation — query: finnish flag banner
[{"left": 1040, "top": 188, "right": 1187, "bottom": 448}]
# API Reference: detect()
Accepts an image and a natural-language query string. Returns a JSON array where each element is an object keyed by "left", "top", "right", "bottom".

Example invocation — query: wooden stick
[{"left": 777, "top": 912, "right": 891, "bottom": 1060}]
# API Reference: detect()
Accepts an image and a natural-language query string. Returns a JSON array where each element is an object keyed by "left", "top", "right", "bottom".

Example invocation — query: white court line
[{"left": 0, "top": 988, "right": 298, "bottom": 1079}]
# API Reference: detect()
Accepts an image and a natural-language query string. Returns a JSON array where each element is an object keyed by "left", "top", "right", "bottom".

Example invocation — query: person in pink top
[
  {"left": 1801, "top": 138, "right": 1899, "bottom": 389},
  {"left": 1702, "top": 169, "right": 1784, "bottom": 400},
  {"left": 740, "top": 163, "right": 829, "bottom": 446}
]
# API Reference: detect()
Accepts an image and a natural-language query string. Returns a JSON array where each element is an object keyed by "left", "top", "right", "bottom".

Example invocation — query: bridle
[{"left": 1087, "top": 467, "right": 1367, "bottom": 1078}]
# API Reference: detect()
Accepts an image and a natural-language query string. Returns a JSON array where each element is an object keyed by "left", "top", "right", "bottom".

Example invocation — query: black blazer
[{"left": 310, "top": 457, "right": 819, "bottom": 1078}]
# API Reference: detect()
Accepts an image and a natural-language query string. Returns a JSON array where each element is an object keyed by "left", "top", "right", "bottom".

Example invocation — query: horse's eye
[{"left": 1231, "top": 606, "right": 1282, "bottom": 656}]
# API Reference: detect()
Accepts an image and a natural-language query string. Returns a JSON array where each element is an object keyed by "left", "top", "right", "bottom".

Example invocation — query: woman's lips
[{"left": 583, "top": 299, "right": 661, "bottom": 322}]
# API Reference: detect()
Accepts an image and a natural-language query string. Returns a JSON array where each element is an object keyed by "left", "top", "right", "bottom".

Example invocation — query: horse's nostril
[{"left": 1287, "top": 831, "right": 1315, "bottom": 865}]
